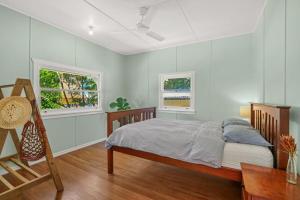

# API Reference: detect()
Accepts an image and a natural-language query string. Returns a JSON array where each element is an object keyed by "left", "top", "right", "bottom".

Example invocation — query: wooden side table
[{"left": 241, "top": 163, "right": 300, "bottom": 200}]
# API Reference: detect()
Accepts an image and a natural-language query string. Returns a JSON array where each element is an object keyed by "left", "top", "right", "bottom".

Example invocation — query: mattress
[
  {"left": 106, "top": 119, "right": 225, "bottom": 168},
  {"left": 222, "top": 142, "right": 273, "bottom": 170}
]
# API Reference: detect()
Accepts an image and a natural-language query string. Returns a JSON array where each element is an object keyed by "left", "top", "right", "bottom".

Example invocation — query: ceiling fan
[{"left": 136, "top": 6, "right": 165, "bottom": 42}]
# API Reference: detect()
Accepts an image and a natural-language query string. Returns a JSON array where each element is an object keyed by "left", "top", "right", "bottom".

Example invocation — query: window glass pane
[
  {"left": 41, "top": 90, "right": 98, "bottom": 110},
  {"left": 160, "top": 72, "right": 194, "bottom": 111},
  {"left": 40, "top": 69, "right": 60, "bottom": 89},
  {"left": 163, "top": 93, "right": 190, "bottom": 108},
  {"left": 69, "top": 91, "right": 98, "bottom": 108},
  {"left": 41, "top": 91, "right": 64, "bottom": 110},
  {"left": 74, "top": 75, "right": 98, "bottom": 91},
  {"left": 61, "top": 73, "right": 80, "bottom": 90},
  {"left": 164, "top": 78, "right": 191, "bottom": 92},
  {"left": 40, "top": 68, "right": 98, "bottom": 91}
]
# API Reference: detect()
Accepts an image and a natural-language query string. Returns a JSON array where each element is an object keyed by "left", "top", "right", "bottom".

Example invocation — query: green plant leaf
[
  {"left": 109, "top": 102, "right": 117, "bottom": 108},
  {"left": 110, "top": 97, "right": 131, "bottom": 111},
  {"left": 116, "top": 97, "right": 123, "bottom": 103},
  {"left": 116, "top": 101, "right": 123, "bottom": 107}
]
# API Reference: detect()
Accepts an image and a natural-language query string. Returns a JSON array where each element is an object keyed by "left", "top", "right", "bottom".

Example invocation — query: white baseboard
[
  {"left": 53, "top": 137, "right": 106, "bottom": 158},
  {"left": 30, "top": 137, "right": 106, "bottom": 165},
  {"left": 0, "top": 138, "right": 106, "bottom": 175}
]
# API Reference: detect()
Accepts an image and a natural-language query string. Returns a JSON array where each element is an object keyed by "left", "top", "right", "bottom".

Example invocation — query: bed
[{"left": 106, "top": 103, "right": 290, "bottom": 182}]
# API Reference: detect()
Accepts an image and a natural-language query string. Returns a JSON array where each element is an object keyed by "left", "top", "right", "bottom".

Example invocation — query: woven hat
[{"left": 0, "top": 96, "right": 32, "bottom": 129}]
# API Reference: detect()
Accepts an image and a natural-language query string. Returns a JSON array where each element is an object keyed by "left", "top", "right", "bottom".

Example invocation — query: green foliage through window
[
  {"left": 39, "top": 68, "right": 100, "bottom": 111},
  {"left": 164, "top": 78, "right": 191, "bottom": 91},
  {"left": 161, "top": 74, "right": 193, "bottom": 110}
]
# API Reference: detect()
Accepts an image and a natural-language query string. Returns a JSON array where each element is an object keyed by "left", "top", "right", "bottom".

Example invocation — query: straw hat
[{"left": 0, "top": 96, "right": 32, "bottom": 129}]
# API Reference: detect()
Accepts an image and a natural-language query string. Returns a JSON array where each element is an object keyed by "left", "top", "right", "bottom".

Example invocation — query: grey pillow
[
  {"left": 222, "top": 118, "right": 250, "bottom": 128},
  {"left": 223, "top": 125, "right": 272, "bottom": 147}
]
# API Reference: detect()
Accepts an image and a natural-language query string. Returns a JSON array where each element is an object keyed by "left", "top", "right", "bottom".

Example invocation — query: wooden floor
[{"left": 10, "top": 143, "right": 241, "bottom": 200}]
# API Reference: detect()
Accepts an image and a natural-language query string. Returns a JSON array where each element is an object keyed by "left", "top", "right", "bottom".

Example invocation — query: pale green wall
[
  {"left": 1, "top": 1, "right": 300, "bottom": 173},
  {"left": 125, "top": 0, "right": 300, "bottom": 173},
  {"left": 124, "top": 34, "right": 259, "bottom": 120},
  {"left": 286, "top": 0, "right": 300, "bottom": 173},
  {"left": 0, "top": 5, "right": 125, "bottom": 155},
  {"left": 253, "top": 0, "right": 300, "bottom": 172}
]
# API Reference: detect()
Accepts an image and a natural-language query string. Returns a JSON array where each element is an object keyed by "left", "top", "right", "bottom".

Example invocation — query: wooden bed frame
[{"left": 106, "top": 103, "right": 290, "bottom": 182}]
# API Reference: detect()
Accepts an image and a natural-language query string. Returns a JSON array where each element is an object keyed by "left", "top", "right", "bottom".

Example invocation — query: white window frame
[
  {"left": 32, "top": 59, "right": 103, "bottom": 119},
  {"left": 159, "top": 71, "right": 195, "bottom": 113}
]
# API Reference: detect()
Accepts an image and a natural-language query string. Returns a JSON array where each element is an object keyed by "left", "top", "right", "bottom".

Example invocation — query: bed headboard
[
  {"left": 250, "top": 103, "right": 290, "bottom": 169},
  {"left": 106, "top": 107, "right": 156, "bottom": 136}
]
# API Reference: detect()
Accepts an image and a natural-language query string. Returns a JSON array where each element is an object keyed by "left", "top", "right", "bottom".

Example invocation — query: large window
[
  {"left": 159, "top": 72, "right": 195, "bottom": 112},
  {"left": 33, "top": 59, "right": 102, "bottom": 117}
]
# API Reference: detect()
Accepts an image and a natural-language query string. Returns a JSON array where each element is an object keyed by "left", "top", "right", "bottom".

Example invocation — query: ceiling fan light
[{"left": 88, "top": 26, "right": 94, "bottom": 35}]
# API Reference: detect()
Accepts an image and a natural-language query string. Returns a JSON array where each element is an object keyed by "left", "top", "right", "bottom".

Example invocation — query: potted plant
[
  {"left": 109, "top": 97, "right": 131, "bottom": 126},
  {"left": 109, "top": 97, "right": 131, "bottom": 111}
]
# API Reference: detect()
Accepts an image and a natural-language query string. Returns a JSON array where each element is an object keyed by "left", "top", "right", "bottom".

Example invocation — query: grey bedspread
[{"left": 105, "top": 118, "right": 225, "bottom": 168}]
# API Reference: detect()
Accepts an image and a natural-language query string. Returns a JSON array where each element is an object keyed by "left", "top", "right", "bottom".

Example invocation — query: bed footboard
[{"left": 106, "top": 107, "right": 156, "bottom": 174}]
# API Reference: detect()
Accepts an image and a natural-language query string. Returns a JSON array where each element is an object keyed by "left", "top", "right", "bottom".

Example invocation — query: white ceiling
[{"left": 0, "top": 0, "right": 266, "bottom": 55}]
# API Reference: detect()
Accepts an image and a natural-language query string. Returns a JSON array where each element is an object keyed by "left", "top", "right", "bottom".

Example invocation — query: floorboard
[{"left": 10, "top": 143, "right": 241, "bottom": 200}]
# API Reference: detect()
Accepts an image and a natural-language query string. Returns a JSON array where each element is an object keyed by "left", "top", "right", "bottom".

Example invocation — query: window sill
[
  {"left": 41, "top": 110, "right": 104, "bottom": 119},
  {"left": 158, "top": 109, "right": 196, "bottom": 115}
]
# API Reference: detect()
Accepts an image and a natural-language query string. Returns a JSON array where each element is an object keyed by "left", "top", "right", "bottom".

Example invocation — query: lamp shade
[{"left": 240, "top": 106, "right": 250, "bottom": 118}]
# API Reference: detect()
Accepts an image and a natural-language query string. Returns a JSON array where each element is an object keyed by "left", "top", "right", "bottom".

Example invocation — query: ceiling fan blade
[
  {"left": 142, "top": 6, "right": 158, "bottom": 26},
  {"left": 146, "top": 31, "right": 165, "bottom": 41},
  {"left": 137, "top": 22, "right": 150, "bottom": 32}
]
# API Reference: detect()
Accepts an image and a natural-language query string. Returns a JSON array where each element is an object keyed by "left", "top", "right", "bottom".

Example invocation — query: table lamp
[{"left": 240, "top": 106, "right": 250, "bottom": 120}]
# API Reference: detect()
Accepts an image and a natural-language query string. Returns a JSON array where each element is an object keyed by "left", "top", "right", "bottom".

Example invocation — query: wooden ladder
[{"left": 0, "top": 79, "right": 63, "bottom": 200}]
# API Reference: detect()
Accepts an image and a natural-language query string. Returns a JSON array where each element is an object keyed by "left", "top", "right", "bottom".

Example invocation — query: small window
[
  {"left": 159, "top": 72, "right": 195, "bottom": 112},
  {"left": 33, "top": 59, "right": 102, "bottom": 117}
]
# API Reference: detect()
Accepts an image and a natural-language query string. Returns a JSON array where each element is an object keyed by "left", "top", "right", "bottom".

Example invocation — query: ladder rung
[
  {"left": 0, "top": 154, "right": 18, "bottom": 162},
  {"left": 10, "top": 158, "right": 41, "bottom": 178},
  {"left": 0, "top": 84, "right": 15, "bottom": 89},
  {"left": 0, "top": 175, "right": 14, "bottom": 190},
  {"left": 0, "top": 161, "right": 29, "bottom": 183}
]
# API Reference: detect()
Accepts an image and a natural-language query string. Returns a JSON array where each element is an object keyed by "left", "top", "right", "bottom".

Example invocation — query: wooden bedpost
[
  {"left": 277, "top": 106, "right": 290, "bottom": 169},
  {"left": 250, "top": 103, "right": 255, "bottom": 127},
  {"left": 107, "top": 113, "right": 114, "bottom": 174},
  {"left": 153, "top": 107, "right": 156, "bottom": 118},
  {"left": 107, "top": 149, "right": 114, "bottom": 174},
  {"left": 106, "top": 107, "right": 156, "bottom": 174}
]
